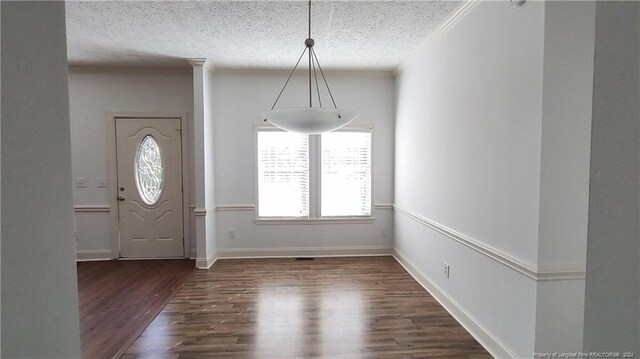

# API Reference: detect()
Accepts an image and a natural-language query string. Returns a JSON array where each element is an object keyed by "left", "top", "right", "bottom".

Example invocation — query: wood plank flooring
[
  {"left": 122, "top": 257, "right": 491, "bottom": 358},
  {"left": 77, "top": 259, "right": 195, "bottom": 359}
]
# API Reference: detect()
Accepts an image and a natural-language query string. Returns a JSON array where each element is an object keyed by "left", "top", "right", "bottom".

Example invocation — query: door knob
[{"left": 117, "top": 196, "right": 125, "bottom": 201}]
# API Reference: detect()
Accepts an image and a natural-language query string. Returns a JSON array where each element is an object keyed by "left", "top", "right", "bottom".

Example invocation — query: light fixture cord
[
  {"left": 269, "top": 0, "right": 340, "bottom": 112},
  {"left": 308, "top": 0, "right": 312, "bottom": 107},
  {"left": 270, "top": 47, "right": 308, "bottom": 110},
  {"left": 308, "top": 0, "right": 311, "bottom": 39},
  {"left": 309, "top": 46, "right": 312, "bottom": 107},
  {"left": 312, "top": 47, "right": 322, "bottom": 107},
  {"left": 312, "top": 47, "right": 338, "bottom": 109}
]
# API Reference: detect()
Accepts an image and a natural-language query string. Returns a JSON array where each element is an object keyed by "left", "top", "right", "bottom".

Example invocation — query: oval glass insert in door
[{"left": 134, "top": 135, "right": 164, "bottom": 205}]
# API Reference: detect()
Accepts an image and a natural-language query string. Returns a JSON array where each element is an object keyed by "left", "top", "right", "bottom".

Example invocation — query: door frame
[{"left": 107, "top": 113, "right": 190, "bottom": 259}]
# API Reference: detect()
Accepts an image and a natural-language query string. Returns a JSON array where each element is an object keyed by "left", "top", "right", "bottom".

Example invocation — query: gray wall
[
  {"left": 583, "top": 1, "right": 640, "bottom": 354},
  {"left": 68, "top": 67, "right": 194, "bottom": 259},
  {"left": 1, "top": 1, "right": 81, "bottom": 357}
]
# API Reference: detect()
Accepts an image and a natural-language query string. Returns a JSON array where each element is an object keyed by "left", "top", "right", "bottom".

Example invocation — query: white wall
[
  {"left": 68, "top": 67, "right": 393, "bottom": 258},
  {"left": 394, "top": 1, "right": 545, "bottom": 356},
  {"left": 210, "top": 71, "right": 395, "bottom": 255},
  {"left": 583, "top": 1, "right": 640, "bottom": 353},
  {"left": 396, "top": 2, "right": 545, "bottom": 264},
  {"left": 68, "top": 67, "right": 194, "bottom": 259},
  {"left": 1, "top": 1, "right": 81, "bottom": 356}
]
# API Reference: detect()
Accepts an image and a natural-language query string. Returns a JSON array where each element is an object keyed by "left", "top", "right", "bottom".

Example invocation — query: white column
[{"left": 187, "top": 59, "right": 217, "bottom": 269}]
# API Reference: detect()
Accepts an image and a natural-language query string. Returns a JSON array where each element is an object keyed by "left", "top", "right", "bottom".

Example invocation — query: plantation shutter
[
  {"left": 321, "top": 131, "right": 372, "bottom": 217},
  {"left": 257, "top": 131, "right": 309, "bottom": 217}
]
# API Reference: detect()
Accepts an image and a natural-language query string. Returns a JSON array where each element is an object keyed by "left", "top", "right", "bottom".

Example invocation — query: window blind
[
  {"left": 257, "top": 131, "right": 309, "bottom": 217},
  {"left": 321, "top": 131, "right": 372, "bottom": 217}
]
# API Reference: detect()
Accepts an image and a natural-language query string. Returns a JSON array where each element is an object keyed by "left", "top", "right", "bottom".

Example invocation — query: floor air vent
[{"left": 295, "top": 257, "right": 314, "bottom": 261}]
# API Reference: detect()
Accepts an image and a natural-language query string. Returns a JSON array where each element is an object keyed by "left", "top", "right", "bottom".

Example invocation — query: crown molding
[{"left": 394, "top": 0, "right": 481, "bottom": 74}]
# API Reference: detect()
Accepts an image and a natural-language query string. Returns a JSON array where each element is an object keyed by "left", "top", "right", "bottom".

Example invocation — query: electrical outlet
[
  {"left": 228, "top": 229, "right": 236, "bottom": 240},
  {"left": 75, "top": 230, "right": 80, "bottom": 241},
  {"left": 444, "top": 263, "right": 450, "bottom": 279},
  {"left": 380, "top": 227, "right": 386, "bottom": 237}
]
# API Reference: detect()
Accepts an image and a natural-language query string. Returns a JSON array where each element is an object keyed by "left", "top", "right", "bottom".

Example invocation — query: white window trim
[{"left": 254, "top": 124, "right": 375, "bottom": 224}]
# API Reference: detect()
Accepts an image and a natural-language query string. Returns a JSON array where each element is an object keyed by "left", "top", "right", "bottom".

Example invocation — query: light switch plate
[
  {"left": 75, "top": 178, "right": 87, "bottom": 188},
  {"left": 96, "top": 178, "right": 107, "bottom": 188}
]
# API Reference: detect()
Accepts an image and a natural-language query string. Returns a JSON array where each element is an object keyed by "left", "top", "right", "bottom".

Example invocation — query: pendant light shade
[
  {"left": 261, "top": 1, "right": 358, "bottom": 134},
  {"left": 261, "top": 108, "right": 357, "bottom": 135}
]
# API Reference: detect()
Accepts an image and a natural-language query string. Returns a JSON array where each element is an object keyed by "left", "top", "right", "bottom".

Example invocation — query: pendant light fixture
[{"left": 260, "top": 0, "right": 357, "bottom": 134}]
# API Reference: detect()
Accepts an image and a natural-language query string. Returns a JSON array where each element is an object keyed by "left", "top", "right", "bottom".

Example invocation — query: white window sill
[{"left": 254, "top": 217, "right": 375, "bottom": 225}]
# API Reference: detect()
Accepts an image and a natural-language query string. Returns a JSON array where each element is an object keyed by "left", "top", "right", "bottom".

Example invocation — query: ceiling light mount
[
  {"left": 260, "top": 0, "right": 357, "bottom": 134},
  {"left": 305, "top": 38, "right": 314, "bottom": 48},
  {"left": 511, "top": 0, "right": 526, "bottom": 8}
]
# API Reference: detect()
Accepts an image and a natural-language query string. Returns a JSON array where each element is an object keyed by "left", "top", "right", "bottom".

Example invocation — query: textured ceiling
[{"left": 65, "top": 1, "right": 462, "bottom": 70}]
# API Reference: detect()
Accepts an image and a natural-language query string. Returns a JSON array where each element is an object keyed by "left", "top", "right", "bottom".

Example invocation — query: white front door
[{"left": 115, "top": 118, "right": 184, "bottom": 258}]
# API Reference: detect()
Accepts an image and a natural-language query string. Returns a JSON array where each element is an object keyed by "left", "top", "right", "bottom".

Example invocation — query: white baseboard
[
  {"left": 216, "top": 246, "right": 392, "bottom": 259},
  {"left": 76, "top": 249, "right": 113, "bottom": 261},
  {"left": 196, "top": 251, "right": 217, "bottom": 269},
  {"left": 392, "top": 248, "right": 516, "bottom": 359}
]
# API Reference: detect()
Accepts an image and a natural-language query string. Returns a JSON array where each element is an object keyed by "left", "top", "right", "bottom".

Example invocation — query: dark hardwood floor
[
  {"left": 122, "top": 257, "right": 491, "bottom": 358},
  {"left": 77, "top": 259, "right": 195, "bottom": 359}
]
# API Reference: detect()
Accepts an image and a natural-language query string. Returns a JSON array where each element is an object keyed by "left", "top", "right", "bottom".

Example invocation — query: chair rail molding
[
  {"left": 192, "top": 207, "right": 215, "bottom": 216},
  {"left": 393, "top": 205, "right": 586, "bottom": 281},
  {"left": 74, "top": 205, "right": 111, "bottom": 213},
  {"left": 374, "top": 203, "right": 394, "bottom": 210},
  {"left": 205, "top": 203, "right": 395, "bottom": 212},
  {"left": 215, "top": 204, "right": 255, "bottom": 212}
]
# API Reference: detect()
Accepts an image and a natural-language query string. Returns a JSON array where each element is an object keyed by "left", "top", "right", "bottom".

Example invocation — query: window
[
  {"left": 256, "top": 127, "right": 372, "bottom": 220},
  {"left": 321, "top": 131, "right": 371, "bottom": 217},
  {"left": 257, "top": 130, "right": 309, "bottom": 217},
  {"left": 135, "top": 135, "right": 164, "bottom": 206}
]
